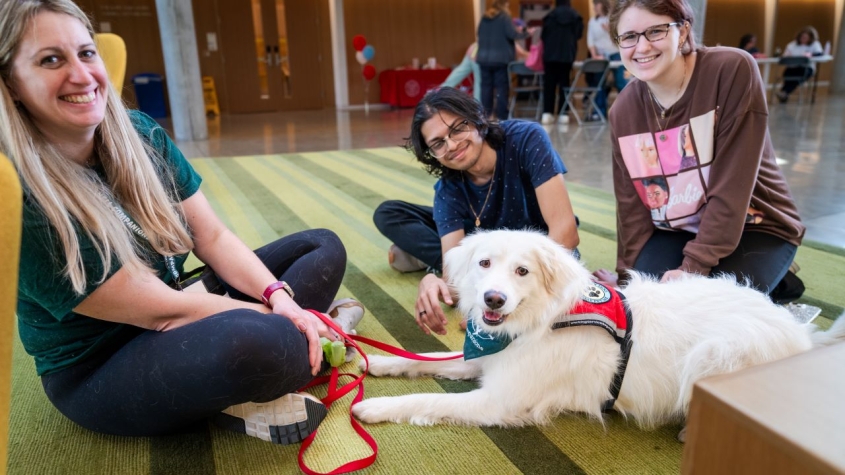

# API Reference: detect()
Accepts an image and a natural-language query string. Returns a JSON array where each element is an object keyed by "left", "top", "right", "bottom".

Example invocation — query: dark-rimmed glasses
[
  {"left": 616, "top": 22, "right": 682, "bottom": 49},
  {"left": 427, "top": 120, "right": 473, "bottom": 158}
]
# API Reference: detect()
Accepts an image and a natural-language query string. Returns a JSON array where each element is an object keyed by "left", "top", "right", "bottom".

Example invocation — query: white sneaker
[
  {"left": 541, "top": 113, "right": 555, "bottom": 125},
  {"left": 388, "top": 244, "right": 426, "bottom": 273},
  {"left": 558, "top": 114, "right": 570, "bottom": 124},
  {"left": 327, "top": 298, "right": 365, "bottom": 334},
  {"left": 784, "top": 302, "right": 821, "bottom": 324},
  {"left": 217, "top": 392, "right": 327, "bottom": 445}
]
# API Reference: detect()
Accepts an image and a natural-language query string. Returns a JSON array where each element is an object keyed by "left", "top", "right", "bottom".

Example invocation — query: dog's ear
[
  {"left": 534, "top": 240, "right": 581, "bottom": 296},
  {"left": 444, "top": 235, "right": 476, "bottom": 287}
]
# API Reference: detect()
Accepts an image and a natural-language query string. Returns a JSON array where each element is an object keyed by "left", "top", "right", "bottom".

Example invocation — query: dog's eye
[
  {"left": 479, "top": 259, "right": 490, "bottom": 268},
  {"left": 516, "top": 267, "right": 529, "bottom": 276}
]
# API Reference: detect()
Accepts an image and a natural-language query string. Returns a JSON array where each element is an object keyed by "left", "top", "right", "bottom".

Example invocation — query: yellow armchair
[
  {"left": 0, "top": 153, "right": 22, "bottom": 474},
  {"left": 94, "top": 33, "right": 127, "bottom": 97}
]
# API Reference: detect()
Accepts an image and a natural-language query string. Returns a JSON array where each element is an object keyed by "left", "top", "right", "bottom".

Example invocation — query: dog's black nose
[{"left": 484, "top": 291, "right": 507, "bottom": 310}]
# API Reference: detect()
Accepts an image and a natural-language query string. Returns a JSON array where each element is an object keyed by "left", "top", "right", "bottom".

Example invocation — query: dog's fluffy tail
[{"left": 810, "top": 311, "right": 845, "bottom": 348}]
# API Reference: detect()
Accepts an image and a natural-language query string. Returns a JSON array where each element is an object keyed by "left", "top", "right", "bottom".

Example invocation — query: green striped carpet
[{"left": 8, "top": 148, "right": 843, "bottom": 474}]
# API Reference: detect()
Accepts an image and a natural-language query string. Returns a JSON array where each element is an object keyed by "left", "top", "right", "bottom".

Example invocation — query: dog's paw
[
  {"left": 362, "top": 355, "right": 401, "bottom": 377},
  {"left": 352, "top": 398, "right": 396, "bottom": 424},
  {"left": 677, "top": 426, "right": 687, "bottom": 443}
]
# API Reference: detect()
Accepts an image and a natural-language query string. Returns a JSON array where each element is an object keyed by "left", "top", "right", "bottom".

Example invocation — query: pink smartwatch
[{"left": 261, "top": 281, "right": 295, "bottom": 307}]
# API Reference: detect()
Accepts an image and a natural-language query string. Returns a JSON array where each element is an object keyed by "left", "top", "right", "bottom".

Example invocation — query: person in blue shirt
[{"left": 373, "top": 87, "right": 580, "bottom": 335}]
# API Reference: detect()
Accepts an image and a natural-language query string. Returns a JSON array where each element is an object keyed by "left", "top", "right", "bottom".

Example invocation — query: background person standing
[
  {"left": 541, "top": 0, "right": 583, "bottom": 125},
  {"left": 477, "top": 0, "right": 533, "bottom": 120}
]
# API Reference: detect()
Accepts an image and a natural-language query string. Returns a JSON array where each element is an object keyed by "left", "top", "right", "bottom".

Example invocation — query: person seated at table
[
  {"left": 738, "top": 33, "right": 762, "bottom": 56},
  {"left": 441, "top": 41, "right": 528, "bottom": 104},
  {"left": 372, "top": 87, "right": 580, "bottom": 335},
  {"left": 442, "top": 43, "right": 481, "bottom": 101},
  {"left": 586, "top": 0, "right": 628, "bottom": 120},
  {"left": 593, "top": 0, "right": 807, "bottom": 305},
  {"left": 512, "top": 18, "right": 531, "bottom": 61},
  {"left": 776, "top": 26, "right": 823, "bottom": 103},
  {"left": 2, "top": 0, "right": 364, "bottom": 446}
]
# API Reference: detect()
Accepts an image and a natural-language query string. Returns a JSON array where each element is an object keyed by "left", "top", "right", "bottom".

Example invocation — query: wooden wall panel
[
  {"left": 86, "top": 0, "right": 167, "bottom": 108},
  {"left": 343, "top": 0, "right": 476, "bottom": 105},
  {"left": 317, "top": 0, "right": 336, "bottom": 107},
  {"left": 192, "top": 0, "right": 230, "bottom": 114},
  {"left": 572, "top": 0, "right": 591, "bottom": 61},
  {"left": 704, "top": 0, "right": 766, "bottom": 50}
]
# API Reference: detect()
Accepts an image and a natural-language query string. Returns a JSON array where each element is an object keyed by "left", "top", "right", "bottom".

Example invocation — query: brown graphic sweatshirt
[{"left": 608, "top": 46, "right": 804, "bottom": 277}]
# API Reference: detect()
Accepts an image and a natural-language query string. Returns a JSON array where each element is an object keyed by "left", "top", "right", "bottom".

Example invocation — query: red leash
[{"left": 296, "top": 310, "right": 463, "bottom": 474}]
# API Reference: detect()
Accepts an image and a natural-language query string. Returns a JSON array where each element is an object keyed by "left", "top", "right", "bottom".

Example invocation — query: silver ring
[{"left": 419, "top": 310, "right": 426, "bottom": 317}]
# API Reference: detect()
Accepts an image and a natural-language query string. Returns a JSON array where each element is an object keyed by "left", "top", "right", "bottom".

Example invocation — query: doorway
[{"left": 215, "top": 0, "right": 327, "bottom": 113}]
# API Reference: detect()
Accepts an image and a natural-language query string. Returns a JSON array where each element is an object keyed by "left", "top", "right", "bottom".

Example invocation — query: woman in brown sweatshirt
[{"left": 593, "top": 0, "right": 805, "bottom": 303}]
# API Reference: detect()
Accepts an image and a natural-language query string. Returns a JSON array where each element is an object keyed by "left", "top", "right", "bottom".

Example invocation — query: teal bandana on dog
[{"left": 463, "top": 317, "right": 513, "bottom": 360}]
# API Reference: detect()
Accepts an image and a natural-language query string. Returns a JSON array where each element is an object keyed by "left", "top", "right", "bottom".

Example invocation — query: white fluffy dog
[{"left": 352, "top": 230, "right": 845, "bottom": 438}]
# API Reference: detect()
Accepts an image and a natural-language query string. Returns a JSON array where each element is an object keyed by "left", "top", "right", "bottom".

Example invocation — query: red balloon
[
  {"left": 352, "top": 35, "right": 367, "bottom": 52},
  {"left": 362, "top": 64, "right": 376, "bottom": 81}
]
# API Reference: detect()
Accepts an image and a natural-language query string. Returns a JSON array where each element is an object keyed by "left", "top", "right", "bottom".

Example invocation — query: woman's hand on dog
[
  {"left": 660, "top": 269, "right": 689, "bottom": 283},
  {"left": 592, "top": 269, "right": 619, "bottom": 287},
  {"left": 415, "top": 274, "right": 452, "bottom": 335}
]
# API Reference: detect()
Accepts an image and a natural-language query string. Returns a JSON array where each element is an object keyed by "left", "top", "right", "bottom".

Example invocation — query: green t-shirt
[{"left": 16, "top": 110, "right": 202, "bottom": 376}]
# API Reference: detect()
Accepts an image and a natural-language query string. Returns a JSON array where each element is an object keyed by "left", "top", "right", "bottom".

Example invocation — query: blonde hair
[
  {"left": 485, "top": 0, "right": 510, "bottom": 19},
  {"left": 0, "top": 0, "right": 193, "bottom": 295}
]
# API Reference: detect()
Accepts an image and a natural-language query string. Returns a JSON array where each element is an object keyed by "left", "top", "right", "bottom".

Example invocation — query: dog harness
[{"left": 551, "top": 281, "right": 633, "bottom": 412}]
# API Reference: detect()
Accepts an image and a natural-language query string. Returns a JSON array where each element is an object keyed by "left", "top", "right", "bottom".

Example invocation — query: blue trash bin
[{"left": 132, "top": 73, "right": 167, "bottom": 118}]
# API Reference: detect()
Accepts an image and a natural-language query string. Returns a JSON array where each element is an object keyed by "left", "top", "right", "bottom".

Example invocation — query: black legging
[
  {"left": 781, "top": 66, "right": 813, "bottom": 95},
  {"left": 543, "top": 61, "right": 573, "bottom": 115},
  {"left": 41, "top": 228, "right": 346, "bottom": 436}
]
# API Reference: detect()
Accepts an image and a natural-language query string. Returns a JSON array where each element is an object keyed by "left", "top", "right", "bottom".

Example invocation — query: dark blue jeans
[
  {"left": 373, "top": 200, "right": 443, "bottom": 272},
  {"left": 479, "top": 62, "right": 510, "bottom": 119},
  {"left": 586, "top": 53, "right": 628, "bottom": 117},
  {"left": 41, "top": 229, "right": 346, "bottom": 436},
  {"left": 781, "top": 66, "right": 813, "bottom": 94},
  {"left": 632, "top": 229, "right": 798, "bottom": 301}
]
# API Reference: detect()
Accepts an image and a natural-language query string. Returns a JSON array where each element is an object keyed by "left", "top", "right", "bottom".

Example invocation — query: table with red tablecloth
[{"left": 379, "top": 68, "right": 454, "bottom": 108}]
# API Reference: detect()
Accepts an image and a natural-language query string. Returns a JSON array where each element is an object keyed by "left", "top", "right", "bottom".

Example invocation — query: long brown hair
[
  {"left": 0, "top": 0, "right": 193, "bottom": 294},
  {"left": 794, "top": 26, "right": 818, "bottom": 45},
  {"left": 593, "top": 0, "right": 611, "bottom": 18},
  {"left": 609, "top": 0, "right": 697, "bottom": 54},
  {"left": 485, "top": 0, "right": 510, "bottom": 19}
]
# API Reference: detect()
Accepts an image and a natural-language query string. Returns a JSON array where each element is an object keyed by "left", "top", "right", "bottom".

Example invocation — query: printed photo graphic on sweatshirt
[{"left": 618, "top": 110, "right": 715, "bottom": 232}]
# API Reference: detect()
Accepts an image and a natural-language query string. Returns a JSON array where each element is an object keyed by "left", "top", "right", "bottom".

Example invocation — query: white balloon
[{"left": 356, "top": 51, "right": 367, "bottom": 65}]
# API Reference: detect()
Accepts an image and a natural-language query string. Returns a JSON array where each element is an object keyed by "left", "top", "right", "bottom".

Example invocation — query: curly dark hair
[{"left": 403, "top": 87, "right": 505, "bottom": 180}]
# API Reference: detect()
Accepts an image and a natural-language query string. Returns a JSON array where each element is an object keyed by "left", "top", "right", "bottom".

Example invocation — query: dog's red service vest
[{"left": 554, "top": 281, "right": 629, "bottom": 342}]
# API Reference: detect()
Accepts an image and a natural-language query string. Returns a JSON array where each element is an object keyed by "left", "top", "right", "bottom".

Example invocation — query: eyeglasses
[
  {"left": 616, "top": 22, "right": 682, "bottom": 49},
  {"left": 646, "top": 190, "right": 665, "bottom": 199},
  {"left": 427, "top": 120, "right": 473, "bottom": 158}
]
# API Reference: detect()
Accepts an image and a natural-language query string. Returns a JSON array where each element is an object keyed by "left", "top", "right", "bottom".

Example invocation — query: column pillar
[
  {"left": 832, "top": 1, "right": 845, "bottom": 93},
  {"left": 154, "top": 0, "right": 207, "bottom": 141},
  {"left": 330, "top": 0, "right": 349, "bottom": 109}
]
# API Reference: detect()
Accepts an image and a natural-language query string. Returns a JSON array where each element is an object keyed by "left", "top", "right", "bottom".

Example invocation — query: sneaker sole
[{"left": 217, "top": 396, "right": 327, "bottom": 445}]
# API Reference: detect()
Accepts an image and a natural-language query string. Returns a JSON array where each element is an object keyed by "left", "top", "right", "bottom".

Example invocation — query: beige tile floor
[{"left": 170, "top": 93, "right": 845, "bottom": 249}]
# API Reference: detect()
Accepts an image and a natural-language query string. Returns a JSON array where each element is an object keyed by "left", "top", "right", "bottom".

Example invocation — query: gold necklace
[
  {"left": 647, "top": 56, "right": 687, "bottom": 142},
  {"left": 462, "top": 167, "right": 495, "bottom": 228}
]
